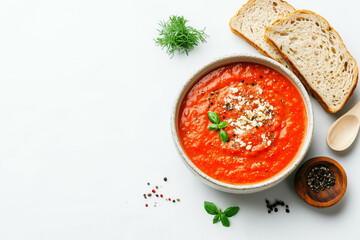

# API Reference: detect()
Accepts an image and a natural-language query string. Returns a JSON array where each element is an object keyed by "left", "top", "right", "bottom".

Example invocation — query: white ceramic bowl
[{"left": 171, "top": 54, "right": 314, "bottom": 193}]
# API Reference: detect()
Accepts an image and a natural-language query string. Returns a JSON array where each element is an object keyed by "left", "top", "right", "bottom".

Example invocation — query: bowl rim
[{"left": 170, "top": 54, "right": 314, "bottom": 193}]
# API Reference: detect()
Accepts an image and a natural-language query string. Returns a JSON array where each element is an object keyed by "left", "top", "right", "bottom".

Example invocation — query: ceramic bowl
[{"left": 171, "top": 54, "right": 314, "bottom": 193}]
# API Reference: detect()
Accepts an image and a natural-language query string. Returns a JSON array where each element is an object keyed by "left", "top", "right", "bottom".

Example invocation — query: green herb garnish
[
  {"left": 155, "top": 15, "right": 208, "bottom": 58},
  {"left": 207, "top": 112, "right": 229, "bottom": 142},
  {"left": 204, "top": 201, "right": 239, "bottom": 227}
]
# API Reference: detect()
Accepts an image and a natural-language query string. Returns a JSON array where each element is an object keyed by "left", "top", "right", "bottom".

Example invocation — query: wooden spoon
[
  {"left": 327, "top": 101, "right": 360, "bottom": 151},
  {"left": 294, "top": 157, "right": 347, "bottom": 208}
]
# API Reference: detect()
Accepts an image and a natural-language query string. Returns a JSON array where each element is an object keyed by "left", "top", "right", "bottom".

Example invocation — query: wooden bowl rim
[{"left": 294, "top": 156, "right": 347, "bottom": 208}]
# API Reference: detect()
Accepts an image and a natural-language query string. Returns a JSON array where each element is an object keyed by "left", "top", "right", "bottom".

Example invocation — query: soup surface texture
[{"left": 178, "top": 63, "right": 307, "bottom": 184}]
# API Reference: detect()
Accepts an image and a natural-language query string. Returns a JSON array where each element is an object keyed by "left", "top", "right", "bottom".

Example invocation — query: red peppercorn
[
  {"left": 168, "top": 198, "right": 171, "bottom": 201},
  {"left": 152, "top": 189, "right": 156, "bottom": 193},
  {"left": 145, "top": 204, "right": 148, "bottom": 207},
  {"left": 160, "top": 194, "right": 163, "bottom": 198}
]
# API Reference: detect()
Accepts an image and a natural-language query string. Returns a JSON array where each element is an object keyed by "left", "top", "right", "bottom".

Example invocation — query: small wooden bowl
[{"left": 294, "top": 157, "right": 347, "bottom": 208}]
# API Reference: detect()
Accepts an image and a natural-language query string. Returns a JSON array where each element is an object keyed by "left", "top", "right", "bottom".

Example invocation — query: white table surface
[{"left": 0, "top": 0, "right": 359, "bottom": 239}]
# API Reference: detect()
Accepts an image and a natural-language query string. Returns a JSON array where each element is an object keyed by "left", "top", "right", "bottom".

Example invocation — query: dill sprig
[{"left": 155, "top": 16, "right": 208, "bottom": 58}]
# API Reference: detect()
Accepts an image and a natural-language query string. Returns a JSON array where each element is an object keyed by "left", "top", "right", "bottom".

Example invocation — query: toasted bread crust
[
  {"left": 265, "top": 10, "right": 359, "bottom": 113},
  {"left": 229, "top": 0, "right": 295, "bottom": 65},
  {"left": 229, "top": 26, "right": 275, "bottom": 60}
]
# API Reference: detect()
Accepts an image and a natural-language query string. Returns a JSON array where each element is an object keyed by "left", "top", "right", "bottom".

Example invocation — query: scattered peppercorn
[
  {"left": 226, "top": 103, "right": 233, "bottom": 111},
  {"left": 143, "top": 178, "right": 181, "bottom": 207},
  {"left": 265, "top": 199, "right": 290, "bottom": 214},
  {"left": 259, "top": 75, "right": 263, "bottom": 78}
]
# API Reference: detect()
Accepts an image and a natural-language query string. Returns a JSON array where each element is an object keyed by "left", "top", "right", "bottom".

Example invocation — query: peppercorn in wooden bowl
[{"left": 294, "top": 156, "right": 347, "bottom": 208}]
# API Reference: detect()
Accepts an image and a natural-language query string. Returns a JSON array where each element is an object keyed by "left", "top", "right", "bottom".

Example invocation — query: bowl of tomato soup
[{"left": 171, "top": 55, "right": 313, "bottom": 193}]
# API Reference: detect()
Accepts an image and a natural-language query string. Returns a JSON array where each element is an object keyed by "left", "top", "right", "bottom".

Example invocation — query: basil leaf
[
  {"left": 220, "top": 214, "right": 230, "bottom": 227},
  {"left": 219, "top": 129, "right": 229, "bottom": 142},
  {"left": 204, "top": 201, "right": 219, "bottom": 215},
  {"left": 218, "top": 121, "right": 228, "bottom": 128},
  {"left": 224, "top": 206, "right": 239, "bottom": 217},
  {"left": 208, "top": 124, "right": 219, "bottom": 131},
  {"left": 207, "top": 112, "right": 220, "bottom": 124},
  {"left": 213, "top": 214, "right": 220, "bottom": 224}
]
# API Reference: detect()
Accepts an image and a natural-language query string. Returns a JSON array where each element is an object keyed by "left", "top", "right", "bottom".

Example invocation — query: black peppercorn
[{"left": 307, "top": 165, "right": 335, "bottom": 192}]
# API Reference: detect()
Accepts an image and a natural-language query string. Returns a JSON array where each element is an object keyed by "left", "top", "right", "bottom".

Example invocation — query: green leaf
[
  {"left": 218, "top": 121, "right": 228, "bottom": 128},
  {"left": 224, "top": 207, "right": 239, "bottom": 217},
  {"left": 207, "top": 112, "right": 220, "bottom": 124},
  {"left": 220, "top": 214, "right": 230, "bottom": 227},
  {"left": 219, "top": 129, "right": 229, "bottom": 142},
  {"left": 208, "top": 124, "right": 219, "bottom": 131},
  {"left": 204, "top": 201, "right": 219, "bottom": 215},
  {"left": 213, "top": 214, "right": 220, "bottom": 224}
]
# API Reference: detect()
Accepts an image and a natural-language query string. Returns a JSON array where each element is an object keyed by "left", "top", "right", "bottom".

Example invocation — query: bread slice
[
  {"left": 265, "top": 10, "right": 358, "bottom": 113},
  {"left": 229, "top": 0, "right": 295, "bottom": 68}
]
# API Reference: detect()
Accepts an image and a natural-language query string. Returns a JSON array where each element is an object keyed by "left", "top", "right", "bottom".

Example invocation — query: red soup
[{"left": 178, "top": 63, "right": 307, "bottom": 185}]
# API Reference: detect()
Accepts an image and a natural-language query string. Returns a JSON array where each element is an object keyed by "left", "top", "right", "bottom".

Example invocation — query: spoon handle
[{"left": 346, "top": 100, "right": 360, "bottom": 117}]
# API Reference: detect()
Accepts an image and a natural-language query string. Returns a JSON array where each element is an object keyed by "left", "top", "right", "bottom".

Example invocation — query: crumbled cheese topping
[
  {"left": 230, "top": 99, "right": 273, "bottom": 130},
  {"left": 229, "top": 87, "right": 239, "bottom": 93},
  {"left": 224, "top": 86, "right": 275, "bottom": 151}
]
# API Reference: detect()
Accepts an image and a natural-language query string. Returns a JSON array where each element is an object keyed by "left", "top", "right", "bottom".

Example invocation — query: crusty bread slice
[
  {"left": 265, "top": 10, "right": 358, "bottom": 113},
  {"left": 229, "top": 0, "right": 295, "bottom": 68}
]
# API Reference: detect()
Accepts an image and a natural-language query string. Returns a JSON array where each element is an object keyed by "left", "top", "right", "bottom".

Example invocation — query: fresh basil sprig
[
  {"left": 204, "top": 201, "right": 239, "bottom": 227},
  {"left": 207, "top": 112, "right": 229, "bottom": 142}
]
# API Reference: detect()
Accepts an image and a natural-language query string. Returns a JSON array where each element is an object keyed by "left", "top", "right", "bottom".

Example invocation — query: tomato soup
[{"left": 178, "top": 63, "right": 307, "bottom": 185}]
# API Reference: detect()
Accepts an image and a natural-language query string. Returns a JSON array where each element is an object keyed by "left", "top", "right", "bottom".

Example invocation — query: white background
[{"left": 0, "top": 0, "right": 359, "bottom": 239}]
